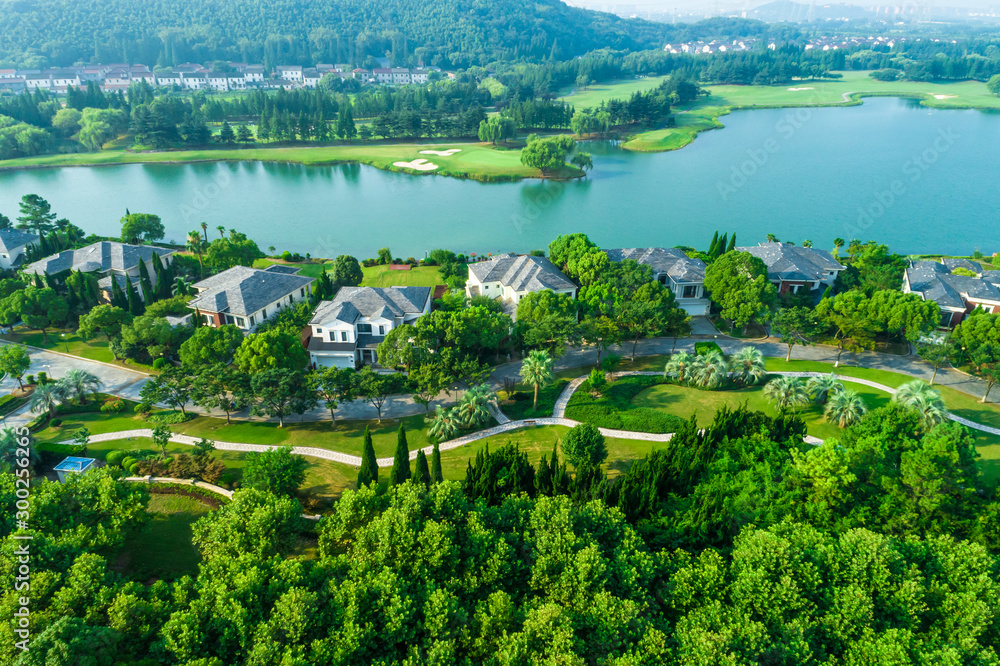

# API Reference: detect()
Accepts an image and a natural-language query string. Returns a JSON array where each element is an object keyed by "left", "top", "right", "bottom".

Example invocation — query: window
[
  {"left": 261, "top": 308, "right": 267, "bottom": 318},
  {"left": 203, "top": 314, "right": 213, "bottom": 326},
  {"left": 316, "top": 328, "right": 323, "bottom": 334},
  {"left": 288, "top": 296, "right": 293, "bottom": 304},
  {"left": 300, "top": 288, "right": 306, "bottom": 297},
  {"left": 341, "top": 331, "right": 348, "bottom": 342},
  {"left": 236, "top": 317, "right": 246, "bottom": 328},
  {"left": 250, "top": 316, "right": 256, "bottom": 326},
  {"left": 378, "top": 325, "right": 385, "bottom": 335},
  {"left": 682, "top": 285, "right": 698, "bottom": 299},
  {"left": 357, "top": 323, "right": 372, "bottom": 334}
]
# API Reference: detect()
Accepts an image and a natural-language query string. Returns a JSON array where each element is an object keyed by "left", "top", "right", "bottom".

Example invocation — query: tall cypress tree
[
  {"left": 707, "top": 230, "right": 719, "bottom": 257},
  {"left": 550, "top": 441, "right": 568, "bottom": 495},
  {"left": 727, "top": 233, "right": 736, "bottom": 253},
  {"left": 535, "top": 453, "right": 552, "bottom": 496},
  {"left": 110, "top": 276, "right": 126, "bottom": 309},
  {"left": 138, "top": 259, "right": 152, "bottom": 285},
  {"left": 33, "top": 273, "right": 44, "bottom": 289},
  {"left": 140, "top": 275, "right": 156, "bottom": 306},
  {"left": 413, "top": 450, "right": 430, "bottom": 488},
  {"left": 357, "top": 426, "right": 378, "bottom": 488},
  {"left": 390, "top": 424, "right": 411, "bottom": 485},
  {"left": 44, "top": 273, "right": 58, "bottom": 291},
  {"left": 431, "top": 442, "right": 443, "bottom": 484},
  {"left": 125, "top": 277, "right": 144, "bottom": 316},
  {"left": 151, "top": 252, "right": 168, "bottom": 299},
  {"left": 715, "top": 233, "right": 728, "bottom": 260}
]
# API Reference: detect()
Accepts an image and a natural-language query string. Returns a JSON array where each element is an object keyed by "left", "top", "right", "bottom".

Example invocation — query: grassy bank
[{"left": 0, "top": 141, "right": 584, "bottom": 182}]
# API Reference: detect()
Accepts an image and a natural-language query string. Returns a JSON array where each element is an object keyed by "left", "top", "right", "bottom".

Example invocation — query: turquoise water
[{"left": 0, "top": 98, "right": 996, "bottom": 258}]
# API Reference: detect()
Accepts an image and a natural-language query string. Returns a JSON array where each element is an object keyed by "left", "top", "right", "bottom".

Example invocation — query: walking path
[{"left": 65, "top": 369, "right": 1000, "bottom": 469}]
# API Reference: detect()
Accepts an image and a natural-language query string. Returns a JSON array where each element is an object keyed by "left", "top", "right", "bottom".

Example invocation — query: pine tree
[
  {"left": 390, "top": 424, "right": 411, "bottom": 485},
  {"left": 66, "top": 281, "right": 79, "bottom": 311},
  {"left": 715, "top": 233, "right": 728, "bottom": 260},
  {"left": 550, "top": 441, "right": 568, "bottom": 495},
  {"left": 413, "top": 450, "right": 430, "bottom": 488},
  {"left": 707, "top": 231, "right": 719, "bottom": 257},
  {"left": 110, "top": 276, "right": 126, "bottom": 309},
  {"left": 138, "top": 259, "right": 152, "bottom": 284},
  {"left": 535, "top": 453, "right": 552, "bottom": 496},
  {"left": 151, "top": 252, "right": 169, "bottom": 299},
  {"left": 125, "top": 277, "right": 144, "bottom": 316},
  {"left": 140, "top": 275, "right": 156, "bottom": 305},
  {"left": 727, "top": 233, "right": 736, "bottom": 253},
  {"left": 357, "top": 426, "right": 378, "bottom": 488},
  {"left": 33, "top": 273, "right": 44, "bottom": 289},
  {"left": 431, "top": 441, "right": 443, "bottom": 484},
  {"left": 38, "top": 233, "right": 50, "bottom": 255},
  {"left": 44, "top": 273, "right": 58, "bottom": 291}
]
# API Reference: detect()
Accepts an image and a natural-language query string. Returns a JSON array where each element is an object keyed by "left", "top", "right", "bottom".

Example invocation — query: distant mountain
[
  {"left": 0, "top": 0, "right": 675, "bottom": 69},
  {"left": 746, "top": 0, "right": 874, "bottom": 22}
]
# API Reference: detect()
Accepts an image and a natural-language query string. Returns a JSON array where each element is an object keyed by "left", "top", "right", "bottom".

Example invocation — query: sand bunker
[
  {"left": 933, "top": 94, "right": 957, "bottom": 100},
  {"left": 393, "top": 158, "right": 438, "bottom": 171},
  {"left": 419, "top": 148, "right": 462, "bottom": 156},
  {"left": 787, "top": 87, "right": 814, "bottom": 91}
]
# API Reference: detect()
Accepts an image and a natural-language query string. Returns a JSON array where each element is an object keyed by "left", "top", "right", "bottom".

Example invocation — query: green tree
[
  {"left": 570, "top": 151, "right": 593, "bottom": 173},
  {"left": 0, "top": 286, "right": 69, "bottom": 342},
  {"left": 771, "top": 306, "right": 825, "bottom": 361},
  {"left": 204, "top": 231, "right": 264, "bottom": 269},
  {"left": 519, "top": 133, "right": 575, "bottom": 175},
  {"left": 78, "top": 304, "right": 128, "bottom": 341},
  {"left": 234, "top": 329, "right": 309, "bottom": 374},
  {"left": 703, "top": 250, "right": 776, "bottom": 334},
  {"left": 218, "top": 120, "right": 236, "bottom": 144},
  {"left": 893, "top": 380, "right": 948, "bottom": 429},
  {"left": 519, "top": 349, "right": 554, "bottom": 411},
  {"left": 816, "top": 291, "right": 878, "bottom": 366},
  {"left": 120, "top": 213, "right": 165, "bottom": 244},
  {"left": 16, "top": 194, "right": 57, "bottom": 235},
  {"left": 151, "top": 424, "right": 172, "bottom": 457},
  {"left": 243, "top": 447, "right": 308, "bottom": 497},
  {"left": 764, "top": 375, "right": 809, "bottom": 412},
  {"left": 917, "top": 338, "right": 953, "bottom": 385},
  {"left": 987, "top": 73, "right": 1000, "bottom": 96},
  {"left": 376, "top": 247, "right": 392, "bottom": 265},
  {"left": 356, "top": 365, "right": 404, "bottom": 423},
  {"left": 562, "top": 422, "right": 607, "bottom": 468},
  {"left": 337, "top": 105, "right": 357, "bottom": 139},
  {"left": 0, "top": 343, "right": 31, "bottom": 389},
  {"left": 357, "top": 426, "right": 378, "bottom": 488},
  {"left": 248, "top": 368, "right": 317, "bottom": 427},
  {"left": 190, "top": 364, "right": 249, "bottom": 425},
  {"left": 515, "top": 290, "right": 579, "bottom": 357},
  {"left": 728, "top": 346, "right": 766, "bottom": 385},
  {"left": 311, "top": 365, "right": 357, "bottom": 424},
  {"left": 236, "top": 124, "right": 254, "bottom": 144},
  {"left": 180, "top": 324, "right": 245, "bottom": 367},
  {"left": 332, "top": 254, "right": 364, "bottom": 286},
  {"left": 825, "top": 388, "right": 867, "bottom": 427},
  {"left": 431, "top": 441, "right": 443, "bottom": 483},
  {"left": 29, "top": 383, "right": 63, "bottom": 417},
  {"left": 139, "top": 367, "right": 193, "bottom": 416},
  {"left": 56, "top": 369, "right": 102, "bottom": 404},
  {"left": 413, "top": 449, "right": 430, "bottom": 488},
  {"left": 390, "top": 423, "right": 411, "bottom": 485}
]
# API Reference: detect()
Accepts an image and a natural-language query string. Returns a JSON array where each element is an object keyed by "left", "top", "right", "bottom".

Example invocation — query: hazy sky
[{"left": 565, "top": 0, "right": 1000, "bottom": 12}]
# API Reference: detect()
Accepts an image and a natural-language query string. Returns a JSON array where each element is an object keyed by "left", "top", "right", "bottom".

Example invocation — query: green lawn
[
  {"left": 0, "top": 327, "right": 155, "bottom": 371},
  {"left": 361, "top": 265, "right": 443, "bottom": 287},
  {"left": 0, "top": 142, "right": 583, "bottom": 182},
  {"left": 557, "top": 76, "right": 673, "bottom": 108},
  {"left": 253, "top": 258, "right": 333, "bottom": 278},
  {"left": 116, "top": 492, "right": 212, "bottom": 580}
]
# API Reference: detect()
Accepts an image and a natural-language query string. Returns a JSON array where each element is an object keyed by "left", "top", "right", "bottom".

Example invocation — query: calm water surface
[{"left": 0, "top": 98, "right": 996, "bottom": 258}]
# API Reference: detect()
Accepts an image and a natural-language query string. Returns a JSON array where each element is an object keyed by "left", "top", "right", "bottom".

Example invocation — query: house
[
  {"left": 181, "top": 72, "right": 206, "bottom": 90},
  {"left": 187, "top": 265, "right": 314, "bottom": 332},
  {"left": 154, "top": 71, "right": 182, "bottom": 87},
  {"left": 411, "top": 68, "right": 430, "bottom": 84},
  {"left": 307, "top": 286, "right": 432, "bottom": 368},
  {"left": 0, "top": 229, "right": 39, "bottom": 270},
  {"left": 302, "top": 68, "right": 322, "bottom": 88},
  {"left": 227, "top": 75, "right": 246, "bottom": 90},
  {"left": 603, "top": 247, "right": 710, "bottom": 315},
  {"left": 904, "top": 260, "right": 1000, "bottom": 328},
  {"left": 736, "top": 242, "right": 845, "bottom": 295},
  {"left": 206, "top": 72, "right": 229, "bottom": 91},
  {"left": 104, "top": 70, "right": 130, "bottom": 86},
  {"left": 24, "top": 73, "right": 51, "bottom": 89},
  {"left": 465, "top": 254, "right": 577, "bottom": 307},
  {"left": 0, "top": 78, "right": 25, "bottom": 92},
  {"left": 243, "top": 65, "right": 265, "bottom": 82},
  {"left": 277, "top": 66, "right": 302, "bottom": 81},
  {"left": 25, "top": 241, "right": 174, "bottom": 302},
  {"left": 390, "top": 68, "right": 411, "bottom": 84},
  {"left": 373, "top": 68, "right": 393, "bottom": 84},
  {"left": 49, "top": 70, "right": 81, "bottom": 88}
]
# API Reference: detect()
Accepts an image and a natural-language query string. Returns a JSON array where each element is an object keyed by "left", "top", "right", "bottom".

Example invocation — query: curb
[{"left": 0, "top": 340, "right": 151, "bottom": 378}]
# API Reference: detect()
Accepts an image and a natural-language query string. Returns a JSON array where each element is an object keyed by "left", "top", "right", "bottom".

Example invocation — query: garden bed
[
  {"left": 501, "top": 379, "right": 569, "bottom": 420},
  {"left": 565, "top": 376, "right": 685, "bottom": 433}
]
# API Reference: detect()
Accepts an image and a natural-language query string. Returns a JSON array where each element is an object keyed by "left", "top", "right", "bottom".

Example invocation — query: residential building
[
  {"left": 904, "top": 260, "right": 1000, "bottom": 328},
  {"left": 25, "top": 73, "right": 51, "bottom": 89},
  {"left": 181, "top": 72, "right": 206, "bottom": 90},
  {"left": 302, "top": 68, "right": 322, "bottom": 88},
  {"left": 373, "top": 68, "right": 393, "bottom": 84},
  {"left": 603, "top": 247, "right": 710, "bottom": 315},
  {"left": 49, "top": 70, "right": 81, "bottom": 88},
  {"left": 307, "top": 286, "right": 433, "bottom": 368},
  {"left": 736, "top": 242, "right": 845, "bottom": 295},
  {"left": 154, "top": 71, "right": 182, "bottom": 87},
  {"left": 0, "top": 229, "right": 39, "bottom": 270},
  {"left": 390, "top": 68, "right": 411, "bottom": 84},
  {"left": 465, "top": 254, "right": 577, "bottom": 307},
  {"left": 206, "top": 72, "right": 229, "bottom": 91},
  {"left": 411, "top": 68, "right": 430, "bottom": 84},
  {"left": 0, "top": 69, "right": 16, "bottom": 79},
  {"left": 186, "top": 265, "right": 314, "bottom": 332},
  {"left": 24, "top": 241, "right": 173, "bottom": 302},
  {"left": 104, "top": 70, "right": 130, "bottom": 86},
  {"left": 0, "top": 78, "right": 25, "bottom": 92},
  {"left": 243, "top": 65, "right": 265, "bottom": 82},
  {"left": 227, "top": 75, "right": 246, "bottom": 90},
  {"left": 277, "top": 66, "right": 302, "bottom": 81}
]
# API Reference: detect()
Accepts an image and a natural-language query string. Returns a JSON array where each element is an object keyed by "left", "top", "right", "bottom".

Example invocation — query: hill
[{"left": 0, "top": 0, "right": 673, "bottom": 69}]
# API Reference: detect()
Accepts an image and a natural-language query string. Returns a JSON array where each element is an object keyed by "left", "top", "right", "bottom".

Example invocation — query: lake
[{"left": 0, "top": 98, "right": 997, "bottom": 259}]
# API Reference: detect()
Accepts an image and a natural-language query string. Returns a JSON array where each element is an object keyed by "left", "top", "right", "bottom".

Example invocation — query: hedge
[
  {"left": 695, "top": 341, "right": 723, "bottom": 356},
  {"left": 565, "top": 375, "right": 684, "bottom": 434}
]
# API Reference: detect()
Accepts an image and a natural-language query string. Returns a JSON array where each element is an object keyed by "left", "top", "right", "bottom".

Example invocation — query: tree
[
  {"left": 191, "top": 364, "right": 249, "bottom": 425},
  {"left": 180, "top": 324, "right": 244, "bottom": 367},
  {"left": 689, "top": 350, "right": 728, "bottom": 388},
  {"left": 427, "top": 405, "right": 461, "bottom": 442},
  {"left": 16, "top": 194, "right": 57, "bottom": 235},
  {"left": 120, "top": 213, "right": 165, "bottom": 244},
  {"left": 664, "top": 350, "right": 696, "bottom": 384},
  {"left": 413, "top": 450, "right": 430, "bottom": 488},
  {"left": 520, "top": 350, "right": 554, "bottom": 411},
  {"left": 376, "top": 248, "right": 393, "bottom": 265},
  {"left": 356, "top": 366, "right": 404, "bottom": 423},
  {"left": 331, "top": 254, "right": 363, "bottom": 286},
  {"left": 764, "top": 375, "right": 809, "bottom": 412},
  {"left": 151, "top": 424, "right": 172, "bottom": 457},
  {"left": 548, "top": 233, "right": 598, "bottom": 272},
  {"left": 248, "top": 368, "right": 317, "bottom": 427},
  {"left": 311, "top": 365, "right": 357, "bottom": 424},
  {"left": 0, "top": 286, "right": 69, "bottom": 343},
  {"left": 516, "top": 290, "right": 579, "bottom": 357},
  {"left": 236, "top": 124, "right": 254, "bottom": 144},
  {"left": 728, "top": 346, "right": 766, "bottom": 385},
  {"left": 987, "top": 73, "right": 1000, "bottom": 96},
  {"left": 243, "top": 446, "right": 308, "bottom": 497},
  {"left": 771, "top": 306, "right": 824, "bottom": 361},
  {"left": 139, "top": 367, "right": 193, "bottom": 416},
  {"left": 16, "top": 616, "right": 119, "bottom": 666},
  {"left": 893, "top": 380, "right": 947, "bottom": 429},
  {"left": 408, "top": 362, "right": 447, "bottom": 412},
  {"left": 431, "top": 441, "right": 443, "bottom": 483},
  {"left": 806, "top": 374, "right": 843, "bottom": 404},
  {"left": 376, "top": 324, "right": 427, "bottom": 372},
  {"left": 825, "top": 388, "right": 867, "bottom": 427},
  {"left": 562, "top": 423, "right": 607, "bottom": 468},
  {"left": 917, "top": 338, "right": 953, "bottom": 385},
  {"left": 455, "top": 384, "right": 495, "bottom": 429},
  {"left": 390, "top": 423, "right": 411, "bottom": 485},
  {"left": 78, "top": 304, "right": 128, "bottom": 341},
  {"left": 357, "top": 427, "right": 378, "bottom": 487},
  {"left": 570, "top": 151, "right": 593, "bottom": 173},
  {"left": 57, "top": 369, "right": 102, "bottom": 404},
  {"left": 0, "top": 343, "right": 31, "bottom": 389},
  {"left": 234, "top": 329, "right": 309, "bottom": 374},
  {"left": 205, "top": 231, "right": 264, "bottom": 269},
  {"left": 218, "top": 120, "right": 236, "bottom": 144},
  {"left": 520, "top": 133, "right": 576, "bottom": 175},
  {"left": 816, "top": 291, "right": 878, "bottom": 366},
  {"left": 703, "top": 251, "right": 776, "bottom": 334},
  {"left": 29, "top": 383, "right": 63, "bottom": 417},
  {"left": 337, "top": 105, "right": 356, "bottom": 139},
  {"left": 187, "top": 231, "right": 206, "bottom": 278}
]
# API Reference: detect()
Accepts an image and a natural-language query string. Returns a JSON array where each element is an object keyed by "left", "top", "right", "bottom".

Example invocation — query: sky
[{"left": 564, "top": 0, "right": 1000, "bottom": 15}]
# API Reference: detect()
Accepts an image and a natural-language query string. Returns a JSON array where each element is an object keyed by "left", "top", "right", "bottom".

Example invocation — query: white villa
[
  {"left": 0, "top": 229, "right": 39, "bottom": 270},
  {"left": 187, "top": 265, "right": 314, "bottom": 332},
  {"left": 465, "top": 254, "right": 577, "bottom": 306},
  {"left": 604, "top": 247, "right": 711, "bottom": 316}
]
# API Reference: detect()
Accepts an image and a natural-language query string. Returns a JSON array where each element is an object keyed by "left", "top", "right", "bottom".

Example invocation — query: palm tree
[
  {"left": 427, "top": 406, "right": 461, "bottom": 442},
  {"left": 664, "top": 350, "right": 695, "bottom": 384},
  {"left": 729, "top": 346, "right": 766, "bottom": 386},
  {"left": 29, "top": 384, "right": 64, "bottom": 418},
  {"left": 520, "top": 350, "right": 554, "bottom": 411},
  {"left": 57, "top": 369, "right": 103, "bottom": 405},
  {"left": 456, "top": 385, "right": 495, "bottom": 428},
  {"left": 766, "top": 233, "right": 779, "bottom": 243},
  {"left": 893, "top": 380, "right": 947, "bottom": 429},
  {"left": 216, "top": 225, "right": 226, "bottom": 238},
  {"left": 832, "top": 238, "right": 844, "bottom": 257},
  {"left": 806, "top": 374, "right": 843, "bottom": 404},
  {"left": 187, "top": 231, "right": 205, "bottom": 278},
  {"left": 764, "top": 376, "right": 809, "bottom": 412},
  {"left": 200, "top": 221, "right": 209, "bottom": 242},
  {"left": 690, "top": 350, "right": 728, "bottom": 389},
  {"left": 825, "top": 389, "right": 867, "bottom": 427}
]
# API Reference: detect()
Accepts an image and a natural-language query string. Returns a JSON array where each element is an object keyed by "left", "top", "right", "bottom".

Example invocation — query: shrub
[
  {"left": 37, "top": 371, "right": 48, "bottom": 384},
  {"left": 100, "top": 398, "right": 125, "bottom": 413},
  {"left": 562, "top": 423, "right": 608, "bottom": 468},
  {"left": 134, "top": 401, "right": 153, "bottom": 415},
  {"left": 127, "top": 462, "right": 142, "bottom": 475},
  {"left": 564, "top": 375, "right": 682, "bottom": 434},
  {"left": 694, "top": 341, "right": 723, "bottom": 356},
  {"left": 121, "top": 456, "right": 138, "bottom": 470},
  {"left": 50, "top": 418, "right": 62, "bottom": 427},
  {"left": 106, "top": 450, "right": 128, "bottom": 467},
  {"left": 281, "top": 250, "right": 292, "bottom": 261},
  {"left": 25, "top": 374, "right": 34, "bottom": 385},
  {"left": 152, "top": 358, "right": 168, "bottom": 370},
  {"left": 149, "top": 411, "right": 194, "bottom": 425}
]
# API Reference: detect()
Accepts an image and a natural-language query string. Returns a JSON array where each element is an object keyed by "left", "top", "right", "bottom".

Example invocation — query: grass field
[
  {"left": 361, "top": 265, "right": 444, "bottom": 287},
  {"left": 559, "top": 71, "right": 1000, "bottom": 153},
  {"left": 117, "top": 492, "right": 212, "bottom": 580},
  {"left": 253, "top": 258, "right": 333, "bottom": 278},
  {"left": 0, "top": 326, "right": 156, "bottom": 371},
  {"left": 0, "top": 142, "right": 583, "bottom": 182}
]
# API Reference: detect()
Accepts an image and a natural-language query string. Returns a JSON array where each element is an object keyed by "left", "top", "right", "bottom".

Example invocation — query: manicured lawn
[
  {"left": 361, "top": 264, "right": 443, "bottom": 287},
  {"left": 253, "top": 258, "right": 333, "bottom": 278},
  {"left": 1, "top": 326, "right": 155, "bottom": 371},
  {"left": 0, "top": 142, "right": 583, "bottom": 181},
  {"left": 116, "top": 492, "right": 212, "bottom": 580},
  {"left": 501, "top": 379, "right": 569, "bottom": 420},
  {"left": 557, "top": 76, "right": 672, "bottom": 108}
]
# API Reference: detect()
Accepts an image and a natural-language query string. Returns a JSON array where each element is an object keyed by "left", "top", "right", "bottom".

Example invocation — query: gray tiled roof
[
  {"left": 942, "top": 258, "right": 982, "bottom": 274},
  {"left": 906, "top": 261, "right": 1000, "bottom": 310},
  {"left": 603, "top": 247, "right": 706, "bottom": 283},
  {"left": 25, "top": 241, "right": 172, "bottom": 276},
  {"left": 736, "top": 242, "right": 844, "bottom": 282},
  {"left": 311, "top": 286, "right": 431, "bottom": 325},
  {"left": 188, "top": 266, "right": 314, "bottom": 317},
  {"left": 468, "top": 254, "right": 575, "bottom": 293},
  {"left": 0, "top": 229, "right": 38, "bottom": 254}
]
